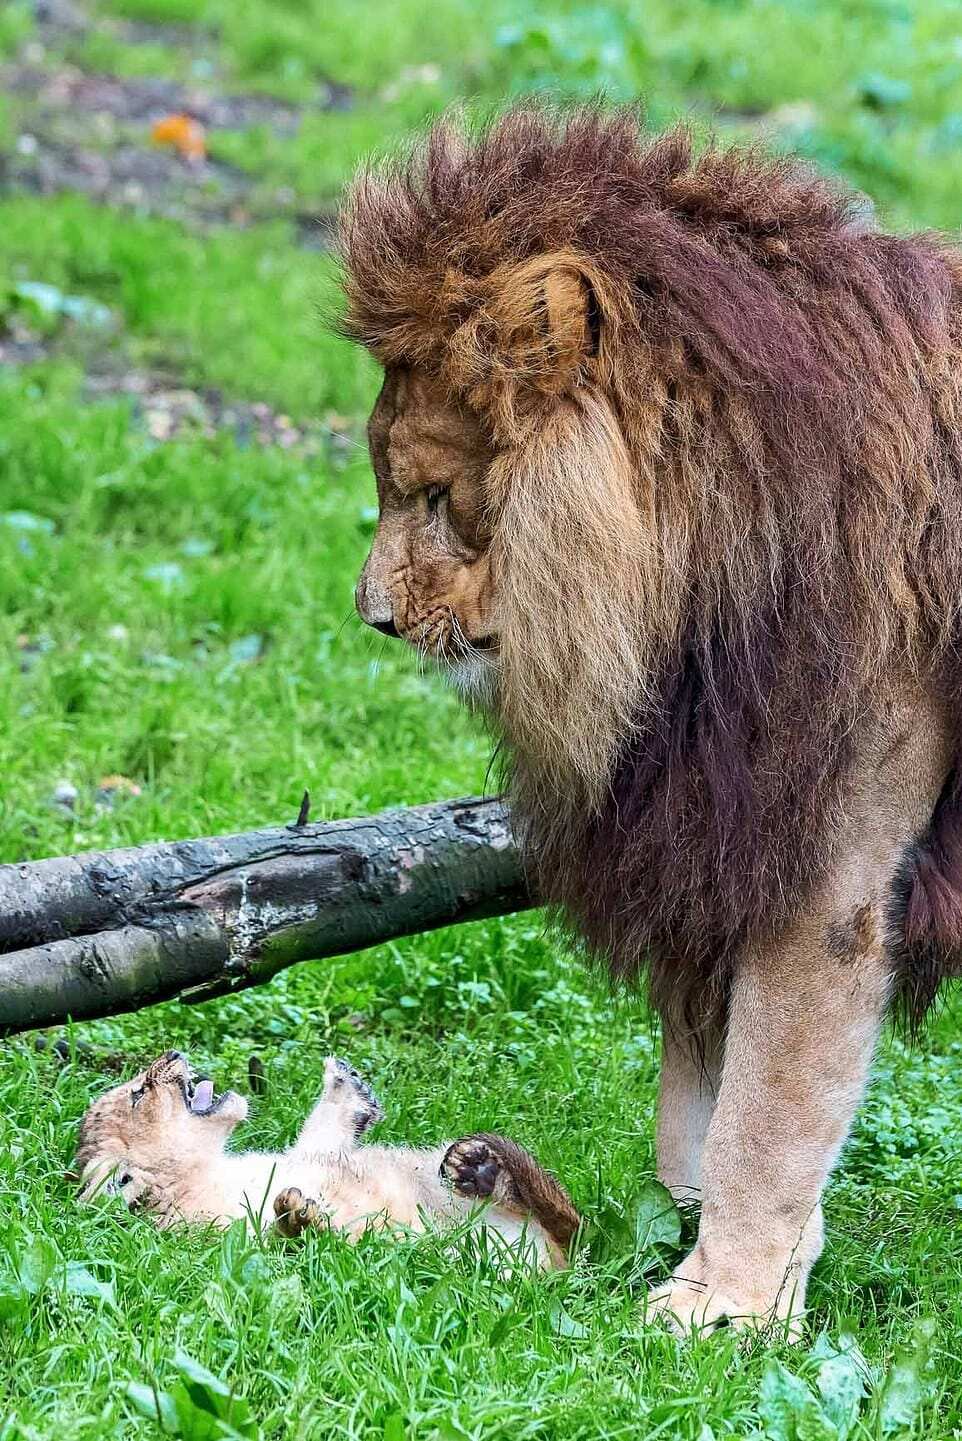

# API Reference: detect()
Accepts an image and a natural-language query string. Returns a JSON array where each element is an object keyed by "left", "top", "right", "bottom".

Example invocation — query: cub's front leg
[
  {"left": 274, "top": 1186, "right": 327, "bottom": 1238},
  {"left": 291, "top": 1056, "right": 383, "bottom": 1157},
  {"left": 275, "top": 1059, "right": 383, "bottom": 1239}
]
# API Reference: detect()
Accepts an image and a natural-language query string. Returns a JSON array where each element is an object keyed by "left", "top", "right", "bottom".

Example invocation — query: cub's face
[
  {"left": 355, "top": 366, "right": 499, "bottom": 689},
  {"left": 75, "top": 1050, "right": 247, "bottom": 1204}
]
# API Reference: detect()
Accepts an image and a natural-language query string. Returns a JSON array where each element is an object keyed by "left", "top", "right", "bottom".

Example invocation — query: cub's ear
[{"left": 486, "top": 250, "right": 605, "bottom": 384}]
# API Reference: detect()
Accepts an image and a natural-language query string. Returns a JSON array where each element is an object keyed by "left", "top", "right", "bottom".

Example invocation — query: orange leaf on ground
[
  {"left": 150, "top": 113, "right": 206, "bottom": 162},
  {"left": 97, "top": 775, "right": 142, "bottom": 798}
]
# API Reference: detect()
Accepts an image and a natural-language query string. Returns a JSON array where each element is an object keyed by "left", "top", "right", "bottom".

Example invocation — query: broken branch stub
[{"left": 0, "top": 797, "right": 533, "bottom": 1036}]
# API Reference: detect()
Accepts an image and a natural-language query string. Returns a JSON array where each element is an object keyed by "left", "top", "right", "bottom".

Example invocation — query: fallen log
[{"left": 0, "top": 796, "right": 533, "bottom": 1037}]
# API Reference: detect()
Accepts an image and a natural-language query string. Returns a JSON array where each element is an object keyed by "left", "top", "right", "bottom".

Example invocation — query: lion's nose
[{"left": 356, "top": 573, "right": 399, "bottom": 637}]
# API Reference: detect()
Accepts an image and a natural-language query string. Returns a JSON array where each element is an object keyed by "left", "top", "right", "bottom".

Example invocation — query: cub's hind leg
[
  {"left": 293, "top": 1057, "right": 383, "bottom": 1155},
  {"left": 441, "top": 1133, "right": 580, "bottom": 1263}
]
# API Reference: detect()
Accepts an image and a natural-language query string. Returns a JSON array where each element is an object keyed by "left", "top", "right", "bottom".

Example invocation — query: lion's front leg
[
  {"left": 656, "top": 1017, "right": 724, "bottom": 1204},
  {"left": 650, "top": 900, "right": 890, "bottom": 1336}
]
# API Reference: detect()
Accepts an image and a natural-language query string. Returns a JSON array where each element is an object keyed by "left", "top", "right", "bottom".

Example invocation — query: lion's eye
[{"left": 426, "top": 485, "right": 447, "bottom": 514}]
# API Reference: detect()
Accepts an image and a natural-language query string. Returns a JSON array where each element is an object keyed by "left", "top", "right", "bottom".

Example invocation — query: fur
[{"left": 340, "top": 105, "right": 962, "bottom": 1028}]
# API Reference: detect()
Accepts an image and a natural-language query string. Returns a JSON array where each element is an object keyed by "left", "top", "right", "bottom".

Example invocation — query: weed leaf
[
  {"left": 632, "top": 1180, "right": 681, "bottom": 1254},
  {"left": 550, "top": 1304, "right": 589, "bottom": 1339},
  {"left": 126, "top": 1382, "right": 180, "bottom": 1433},
  {"left": 758, "top": 1360, "right": 838, "bottom": 1441},
  {"left": 383, "top": 1412, "right": 406, "bottom": 1441},
  {"left": 62, "top": 1261, "right": 116, "bottom": 1309},
  {"left": 877, "top": 1320, "right": 935, "bottom": 1435},
  {"left": 810, "top": 1331, "right": 867, "bottom": 1438}
]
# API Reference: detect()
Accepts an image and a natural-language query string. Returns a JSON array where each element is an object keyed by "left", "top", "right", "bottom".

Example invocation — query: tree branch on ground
[{"left": 0, "top": 797, "right": 532, "bottom": 1037}]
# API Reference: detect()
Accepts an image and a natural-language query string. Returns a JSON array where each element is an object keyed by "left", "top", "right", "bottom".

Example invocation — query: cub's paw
[
  {"left": 274, "top": 1186, "right": 327, "bottom": 1238},
  {"left": 441, "top": 1137, "right": 505, "bottom": 1201},
  {"left": 322, "top": 1056, "right": 384, "bottom": 1136}
]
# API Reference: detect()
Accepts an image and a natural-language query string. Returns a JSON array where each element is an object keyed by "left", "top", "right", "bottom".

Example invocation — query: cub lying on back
[{"left": 76, "top": 1050, "right": 579, "bottom": 1268}]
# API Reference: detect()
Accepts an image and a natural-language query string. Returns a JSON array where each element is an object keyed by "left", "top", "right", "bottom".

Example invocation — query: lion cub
[{"left": 76, "top": 1050, "right": 578, "bottom": 1268}]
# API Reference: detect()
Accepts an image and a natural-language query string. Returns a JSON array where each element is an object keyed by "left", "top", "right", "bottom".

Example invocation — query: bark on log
[{"left": 0, "top": 797, "right": 533, "bottom": 1037}]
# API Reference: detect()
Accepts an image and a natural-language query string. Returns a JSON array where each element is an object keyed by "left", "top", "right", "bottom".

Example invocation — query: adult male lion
[{"left": 340, "top": 107, "right": 962, "bottom": 1331}]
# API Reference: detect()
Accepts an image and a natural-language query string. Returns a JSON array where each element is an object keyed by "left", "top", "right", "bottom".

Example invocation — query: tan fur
[
  {"left": 490, "top": 393, "right": 681, "bottom": 797},
  {"left": 76, "top": 1053, "right": 577, "bottom": 1271}
]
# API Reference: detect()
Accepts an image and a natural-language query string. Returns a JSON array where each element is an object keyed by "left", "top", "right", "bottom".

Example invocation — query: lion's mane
[{"left": 341, "top": 107, "right": 962, "bottom": 1027}]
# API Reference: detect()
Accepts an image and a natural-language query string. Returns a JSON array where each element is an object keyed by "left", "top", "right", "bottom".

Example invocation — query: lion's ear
[
  {"left": 486, "top": 251, "right": 602, "bottom": 382},
  {"left": 442, "top": 250, "right": 610, "bottom": 440}
]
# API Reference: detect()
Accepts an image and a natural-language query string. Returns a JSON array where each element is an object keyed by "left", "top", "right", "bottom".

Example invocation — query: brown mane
[{"left": 340, "top": 106, "right": 962, "bottom": 1029}]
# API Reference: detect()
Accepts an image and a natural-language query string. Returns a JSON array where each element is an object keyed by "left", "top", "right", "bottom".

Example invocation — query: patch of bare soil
[
  {"left": 1, "top": 126, "right": 258, "bottom": 226},
  {"left": 4, "top": 64, "right": 308, "bottom": 133},
  {"left": 83, "top": 369, "right": 345, "bottom": 453},
  {"left": 0, "top": 334, "right": 49, "bottom": 365},
  {"left": 3, "top": 0, "right": 348, "bottom": 234},
  {"left": 1, "top": 304, "right": 358, "bottom": 456},
  {"left": 0, "top": 63, "right": 336, "bottom": 232}
]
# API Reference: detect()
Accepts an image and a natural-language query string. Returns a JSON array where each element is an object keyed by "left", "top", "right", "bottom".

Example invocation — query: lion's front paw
[
  {"left": 322, "top": 1056, "right": 384, "bottom": 1136},
  {"left": 646, "top": 1248, "right": 805, "bottom": 1340},
  {"left": 274, "top": 1186, "right": 327, "bottom": 1238}
]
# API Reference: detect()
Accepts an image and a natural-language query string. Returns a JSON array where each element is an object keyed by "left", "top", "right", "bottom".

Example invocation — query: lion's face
[
  {"left": 355, "top": 366, "right": 499, "bottom": 686},
  {"left": 76, "top": 1050, "right": 247, "bottom": 1204}
]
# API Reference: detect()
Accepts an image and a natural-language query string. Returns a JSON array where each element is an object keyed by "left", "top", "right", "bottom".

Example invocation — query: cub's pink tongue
[{"left": 191, "top": 1079, "right": 215, "bottom": 1113}]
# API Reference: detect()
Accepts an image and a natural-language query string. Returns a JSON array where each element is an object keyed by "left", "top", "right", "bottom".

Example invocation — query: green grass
[
  {"left": 1, "top": 0, "right": 962, "bottom": 1436},
  {"left": 69, "top": 0, "right": 962, "bottom": 226}
]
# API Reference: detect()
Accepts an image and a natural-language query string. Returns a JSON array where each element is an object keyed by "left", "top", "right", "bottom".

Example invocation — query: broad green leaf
[
  {"left": 173, "top": 1351, "right": 233, "bottom": 1401},
  {"left": 62, "top": 1261, "right": 116, "bottom": 1310},
  {"left": 170, "top": 1386, "right": 226, "bottom": 1441},
  {"left": 238, "top": 1251, "right": 271, "bottom": 1289},
  {"left": 759, "top": 1360, "right": 838, "bottom": 1441},
  {"left": 587, "top": 1181, "right": 680, "bottom": 1271},
  {"left": 429, "top": 1422, "right": 469, "bottom": 1441},
  {"left": 586, "top": 1198, "right": 634, "bottom": 1262},
  {"left": 878, "top": 1322, "right": 935, "bottom": 1436},
  {"left": 267, "top": 1272, "right": 304, "bottom": 1326},
  {"left": 125, "top": 1381, "right": 179, "bottom": 1434},
  {"left": 878, "top": 1358, "right": 925, "bottom": 1436},
  {"left": 163, "top": 1353, "right": 261, "bottom": 1440},
  {"left": 811, "top": 1331, "right": 867, "bottom": 1439},
  {"left": 632, "top": 1181, "right": 681, "bottom": 1254},
  {"left": 13, "top": 1237, "right": 58, "bottom": 1296},
  {"left": 383, "top": 1412, "right": 406, "bottom": 1441},
  {"left": 0, "top": 1279, "right": 29, "bottom": 1326},
  {"left": 550, "top": 1304, "right": 589, "bottom": 1339}
]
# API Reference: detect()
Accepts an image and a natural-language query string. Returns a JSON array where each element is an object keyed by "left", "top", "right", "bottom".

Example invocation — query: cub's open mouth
[{"left": 181, "top": 1073, "right": 227, "bottom": 1116}]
